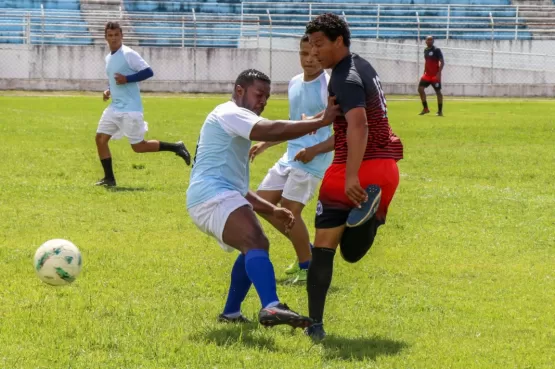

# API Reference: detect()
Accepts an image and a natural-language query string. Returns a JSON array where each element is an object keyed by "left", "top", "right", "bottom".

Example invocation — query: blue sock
[
  {"left": 223, "top": 253, "right": 252, "bottom": 315},
  {"left": 298, "top": 260, "right": 310, "bottom": 270},
  {"left": 245, "top": 249, "right": 279, "bottom": 308}
]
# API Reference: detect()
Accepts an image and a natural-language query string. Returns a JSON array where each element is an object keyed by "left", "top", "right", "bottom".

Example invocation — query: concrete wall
[{"left": 2, "top": 38, "right": 555, "bottom": 96}]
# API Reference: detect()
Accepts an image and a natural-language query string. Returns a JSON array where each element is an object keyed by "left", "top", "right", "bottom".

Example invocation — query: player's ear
[
  {"left": 235, "top": 85, "right": 245, "bottom": 98},
  {"left": 335, "top": 35, "right": 343, "bottom": 48}
]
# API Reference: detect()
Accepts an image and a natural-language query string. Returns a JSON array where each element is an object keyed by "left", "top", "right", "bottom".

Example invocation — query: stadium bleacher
[
  {"left": 0, "top": 0, "right": 534, "bottom": 46},
  {"left": 0, "top": 0, "right": 93, "bottom": 45}
]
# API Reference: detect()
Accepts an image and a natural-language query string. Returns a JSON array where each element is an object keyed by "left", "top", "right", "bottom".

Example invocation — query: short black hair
[
  {"left": 235, "top": 69, "right": 271, "bottom": 88},
  {"left": 105, "top": 21, "right": 123, "bottom": 36},
  {"left": 305, "top": 13, "right": 351, "bottom": 47},
  {"left": 300, "top": 34, "right": 309, "bottom": 43}
]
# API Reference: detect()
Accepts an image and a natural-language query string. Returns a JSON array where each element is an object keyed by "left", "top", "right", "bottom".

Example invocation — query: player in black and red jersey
[
  {"left": 304, "top": 13, "right": 404, "bottom": 340},
  {"left": 418, "top": 36, "right": 445, "bottom": 116}
]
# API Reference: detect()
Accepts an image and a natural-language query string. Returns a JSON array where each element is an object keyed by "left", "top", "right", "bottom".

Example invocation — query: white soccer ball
[{"left": 34, "top": 239, "right": 82, "bottom": 286}]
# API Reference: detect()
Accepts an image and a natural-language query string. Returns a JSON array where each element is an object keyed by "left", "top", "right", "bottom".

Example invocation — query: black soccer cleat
[
  {"left": 95, "top": 177, "right": 116, "bottom": 187},
  {"left": 217, "top": 313, "right": 252, "bottom": 324},
  {"left": 419, "top": 109, "right": 430, "bottom": 115},
  {"left": 175, "top": 141, "right": 191, "bottom": 166},
  {"left": 436, "top": 111, "right": 444, "bottom": 117},
  {"left": 258, "top": 303, "right": 313, "bottom": 329},
  {"left": 305, "top": 323, "right": 326, "bottom": 342}
]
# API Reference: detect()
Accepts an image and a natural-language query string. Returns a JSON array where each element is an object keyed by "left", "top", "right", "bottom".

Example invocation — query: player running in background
[
  {"left": 95, "top": 21, "right": 190, "bottom": 187},
  {"left": 418, "top": 36, "right": 445, "bottom": 116},
  {"left": 186, "top": 69, "right": 339, "bottom": 328},
  {"left": 304, "top": 13, "right": 404, "bottom": 340},
  {"left": 249, "top": 34, "right": 334, "bottom": 284}
]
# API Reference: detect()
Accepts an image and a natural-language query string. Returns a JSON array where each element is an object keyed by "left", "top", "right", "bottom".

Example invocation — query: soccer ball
[{"left": 34, "top": 239, "right": 82, "bottom": 286}]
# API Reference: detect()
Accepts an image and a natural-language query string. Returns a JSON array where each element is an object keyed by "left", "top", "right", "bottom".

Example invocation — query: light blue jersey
[
  {"left": 187, "top": 101, "right": 263, "bottom": 209},
  {"left": 105, "top": 45, "right": 150, "bottom": 112},
  {"left": 278, "top": 71, "right": 332, "bottom": 178}
]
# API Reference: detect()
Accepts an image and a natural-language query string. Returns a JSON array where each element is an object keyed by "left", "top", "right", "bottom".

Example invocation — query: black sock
[
  {"left": 307, "top": 247, "right": 336, "bottom": 324},
  {"left": 158, "top": 141, "right": 179, "bottom": 152},
  {"left": 422, "top": 101, "right": 428, "bottom": 110},
  {"left": 438, "top": 103, "right": 443, "bottom": 113},
  {"left": 100, "top": 158, "right": 114, "bottom": 180}
]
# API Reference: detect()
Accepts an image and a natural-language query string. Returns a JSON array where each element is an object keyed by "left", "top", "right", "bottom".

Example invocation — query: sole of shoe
[
  {"left": 346, "top": 186, "right": 382, "bottom": 228},
  {"left": 259, "top": 316, "right": 313, "bottom": 329}
]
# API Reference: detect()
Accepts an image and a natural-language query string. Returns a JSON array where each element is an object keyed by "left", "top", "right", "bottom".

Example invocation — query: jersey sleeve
[
  {"left": 124, "top": 49, "right": 151, "bottom": 72},
  {"left": 219, "top": 106, "right": 263, "bottom": 140},
  {"left": 334, "top": 73, "right": 366, "bottom": 115},
  {"left": 436, "top": 48, "right": 444, "bottom": 61}
]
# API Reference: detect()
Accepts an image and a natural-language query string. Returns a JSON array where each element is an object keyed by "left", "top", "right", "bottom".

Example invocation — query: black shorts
[
  {"left": 419, "top": 79, "right": 442, "bottom": 91},
  {"left": 315, "top": 205, "right": 385, "bottom": 264}
]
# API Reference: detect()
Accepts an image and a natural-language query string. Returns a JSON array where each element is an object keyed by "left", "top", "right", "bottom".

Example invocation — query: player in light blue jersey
[
  {"left": 95, "top": 22, "right": 190, "bottom": 187},
  {"left": 186, "top": 69, "right": 338, "bottom": 328},
  {"left": 249, "top": 35, "right": 335, "bottom": 284}
]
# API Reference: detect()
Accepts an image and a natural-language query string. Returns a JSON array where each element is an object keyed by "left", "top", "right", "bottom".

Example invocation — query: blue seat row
[
  {"left": 0, "top": 9, "right": 92, "bottom": 44},
  {"left": 0, "top": 0, "right": 80, "bottom": 10}
]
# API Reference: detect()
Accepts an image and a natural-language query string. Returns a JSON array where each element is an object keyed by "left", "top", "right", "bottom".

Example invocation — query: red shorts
[
  {"left": 419, "top": 75, "right": 441, "bottom": 90},
  {"left": 316, "top": 158, "right": 400, "bottom": 228}
]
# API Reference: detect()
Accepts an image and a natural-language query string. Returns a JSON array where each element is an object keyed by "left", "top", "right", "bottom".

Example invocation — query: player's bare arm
[
  {"left": 249, "top": 96, "right": 339, "bottom": 142},
  {"left": 294, "top": 134, "right": 335, "bottom": 164},
  {"left": 345, "top": 107, "right": 369, "bottom": 207},
  {"left": 249, "top": 140, "right": 285, "bottom": 162},
  {"left": 245, "top": 190, "right": 295, "bottom": 232}
]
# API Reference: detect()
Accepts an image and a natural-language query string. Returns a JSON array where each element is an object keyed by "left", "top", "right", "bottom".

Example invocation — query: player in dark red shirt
[
  {"left": 304, "top": 13, "right": 404, "bottom": 341},
  {"left": 418, "top": 36, "right": 445, "bottom": 116}
]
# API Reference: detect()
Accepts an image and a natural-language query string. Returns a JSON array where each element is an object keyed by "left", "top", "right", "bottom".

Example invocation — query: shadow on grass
[
  {"left": 275, "top": 277, "right": 340, "bottom": 294},
  {"left": 194, "top": 324, "right": 277, "bottom": 351},
  {"left": 318, "top": 334, "right": 408, "bottom": 361},
  {"left": 105, "top": 186, "right": 148, "bottom": 192}
]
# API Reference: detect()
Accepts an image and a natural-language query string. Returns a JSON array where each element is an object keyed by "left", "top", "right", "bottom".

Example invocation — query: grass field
[{"left": 0, "top": 93, "right": 553, "bottom": 369}]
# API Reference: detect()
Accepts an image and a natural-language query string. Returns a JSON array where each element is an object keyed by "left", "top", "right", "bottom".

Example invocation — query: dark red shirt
[
  {"left": 424, "top": 46, "right": 444, "bottom": 77},
  {"left": 328, "top": 53, "right": 403, "bottom": 165}
]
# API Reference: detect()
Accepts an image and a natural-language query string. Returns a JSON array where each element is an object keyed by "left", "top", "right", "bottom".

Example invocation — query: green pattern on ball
[
  {"left": 55, "top": 267, "right": 75, "bottom": 283},
  {"left": 36, "top": 251, "right": 52, "bottom": 271}
]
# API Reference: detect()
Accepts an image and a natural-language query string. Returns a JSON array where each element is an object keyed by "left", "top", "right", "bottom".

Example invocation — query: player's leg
[
  {"left": 221, "top": 204, "right": 313, "bottom": 328},
  {"left": 277, "top": 167, "right": 320, "bottom": 283},
  {"left": 418, "top": 79, "right": 430, "bottom": 115},
  {"left": 124, "top": 112, "right": 191, "bottom": 165},
  {"left": 341, "top": 159, "right": 400, "bottom": 262},
  {"left": 95, "top": 108, "right": 119, "bottom": 186},
  {"left": 256, "top": 163, "right": 302, "bottom": 275},
  {"left": 434, "top": 83, "right": 444, "bottom": 116}
]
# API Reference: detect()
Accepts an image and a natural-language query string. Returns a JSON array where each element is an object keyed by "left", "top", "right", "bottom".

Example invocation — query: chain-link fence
[{"left": 2, "top": 4, "right": 555, "bottom": 96}]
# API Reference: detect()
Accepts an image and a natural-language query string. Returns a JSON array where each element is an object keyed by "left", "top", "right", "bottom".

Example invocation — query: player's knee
[
  {"left": 95, "top": 134, "right": 109, "bottom": 146},
  {"left": 243, "top": 230, "right": 270, "bottom": 253},
  {"left": 131, "top": 143, "right": 145, "bottom": 153}
]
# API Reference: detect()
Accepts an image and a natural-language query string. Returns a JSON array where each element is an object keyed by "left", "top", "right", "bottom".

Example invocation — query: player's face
[
  {"left": 105, "top": 28, "right": 123, "bottom": 51},
  {"left": 308, "top": 31, "right": 340, "bottom": 69},
  {"left": 299, "top": 40, "right": 321, "bottom": 77},
  {"left": 236, "top": 80, "right": 271, "bottom": 116},
  {"left": 426, "top": 37, "right": 434, "bottom": 48}
]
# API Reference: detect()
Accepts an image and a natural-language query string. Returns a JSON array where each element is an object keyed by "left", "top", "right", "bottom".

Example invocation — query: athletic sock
[
  {"left": 422, "top": 101, "right": 429, "bottom": 110},
  {"left": 100, "top": 157, "right": 114, "bottom": 180},
  {"left": 298, "top": 260, "right": 310, "bottom": 270},
  {"left": 307, "top": 247, "right": 336, "bottom": 323},
  {"left": 438, "top": 103, "right": 443, "bottom": 113},
  {"left": 245, "top": 249, "right": 279, "bottom": 308},
  {"left": 159, "top": 141, "right": 179, "bottom": 152},
  {"left": 222, "top": 253, "right": 252, "bottom": 315}
]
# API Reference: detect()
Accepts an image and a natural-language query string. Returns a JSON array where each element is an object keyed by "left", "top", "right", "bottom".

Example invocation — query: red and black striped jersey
[{"left": 328, "top": 53, "right": 403, "bottom": 165}]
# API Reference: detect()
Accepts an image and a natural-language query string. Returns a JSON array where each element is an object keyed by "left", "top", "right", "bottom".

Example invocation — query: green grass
[{"left": 0, "top": 93, "right": 554, "bottom": 369}]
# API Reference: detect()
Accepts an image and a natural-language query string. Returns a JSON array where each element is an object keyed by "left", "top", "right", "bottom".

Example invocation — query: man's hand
[
  {"left": 114, "top": 73, "right": 127, "bottom": 85},
  {"left": 436, "top": 71, "right": 442, "bottom": 82},
  {"left": 345, "top": 175, "right": 367, "bottom": 208},
  {"left": 294, "top": 147, "right": 317, "bottom": 164},
  {"left": 249, "top": 142, "right": 267, "bottom": 162},
  {"left": 273, "top": 207, "right": 295, "bottom": 233},
  {"left": 102, "top": 89, "right": 111, "bottom": 101},
  {"left": 322, "top": 96, "right": 340, "bottom": 125}
]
